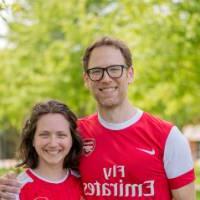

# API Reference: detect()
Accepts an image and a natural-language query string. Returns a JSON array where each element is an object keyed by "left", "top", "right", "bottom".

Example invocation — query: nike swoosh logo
[{"left": 136, "top": 148, "right": 155, "bottom": 155}]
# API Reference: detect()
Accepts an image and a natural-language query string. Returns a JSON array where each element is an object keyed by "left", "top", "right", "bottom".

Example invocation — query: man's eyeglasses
[{"left": 86, "top": 65, "right": 128, "bottom": 81}]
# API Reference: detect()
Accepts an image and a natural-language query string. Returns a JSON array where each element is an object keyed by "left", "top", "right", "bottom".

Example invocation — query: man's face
[{"left": 84, "top": 45, "right": 133, "bottom": 109}]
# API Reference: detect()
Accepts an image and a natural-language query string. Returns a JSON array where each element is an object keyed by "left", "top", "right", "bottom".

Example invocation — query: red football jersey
[
  {"left": 78, "top": 109, "right": 195, "bottom": 200},
  {"left": 17, "top": 169, "right": 85, "bottom": 200}
]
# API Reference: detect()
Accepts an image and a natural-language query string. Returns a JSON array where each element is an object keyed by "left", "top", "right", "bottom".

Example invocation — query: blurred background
[{"left": 0, "top": 0, "right": 199, "bottom": 195}]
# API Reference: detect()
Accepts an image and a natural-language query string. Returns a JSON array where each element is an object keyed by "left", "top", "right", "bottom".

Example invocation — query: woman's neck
[{"left": 33, "top": 165, "right": 68, "bottom": 182}]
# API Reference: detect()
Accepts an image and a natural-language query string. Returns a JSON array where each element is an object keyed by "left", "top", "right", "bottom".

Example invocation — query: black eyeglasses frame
[{"left": 86, "top": 64, "right": 128, "bottom": 81}]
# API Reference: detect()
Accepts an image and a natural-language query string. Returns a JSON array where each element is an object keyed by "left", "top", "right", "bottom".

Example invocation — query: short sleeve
[{"left": 163, "top": 126, "right": 195, "bottom": 189}]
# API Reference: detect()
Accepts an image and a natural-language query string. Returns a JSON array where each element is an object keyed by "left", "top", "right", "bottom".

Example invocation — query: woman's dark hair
[{"left": 17, "top": 100, "right": 82, "bottom": 171}]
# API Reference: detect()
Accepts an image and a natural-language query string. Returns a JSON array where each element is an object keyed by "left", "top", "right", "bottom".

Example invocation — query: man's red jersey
[
  {"left": 17, "top": 169, "right": 84, "bottom": 200},
  {"left": 78, "top": 109, "right": 195, "bottom": 199}
]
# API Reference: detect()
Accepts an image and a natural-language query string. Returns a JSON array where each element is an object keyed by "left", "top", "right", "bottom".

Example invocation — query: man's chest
[{"left": 80, "top": 129, "right": 166, "bottom": 181}]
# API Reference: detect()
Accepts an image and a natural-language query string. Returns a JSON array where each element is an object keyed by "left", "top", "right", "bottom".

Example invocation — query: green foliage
[
  {"left": 0, "top": 0, "right": 199, "bottom": 134},
  {"left": 196, "top": 164, "right": 200, "bottom": 185},
  {"left": 0, "top": 121, "right": 19, "bottom": 158},
  {"left": 197, "top": 192, "right": 200, "bottom": 199},
  {"left": 0, "top": 167, "right": 22, "bottom": 176},
  {"left": 0, "top": 168, "right": 10, "bottom": 176}
]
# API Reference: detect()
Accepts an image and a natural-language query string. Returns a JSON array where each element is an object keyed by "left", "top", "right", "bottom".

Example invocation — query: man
[{"left": 0, "top": 37, "right": 196, "bottom": 199}]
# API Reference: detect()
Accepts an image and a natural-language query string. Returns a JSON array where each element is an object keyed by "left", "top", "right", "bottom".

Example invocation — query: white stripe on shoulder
[
  {"left": 164, "top": 126, "right": 194, "bottom": 179},
  {"left": 29, "top": 169, "right": 70, "bottom": 183},
  {"left": 70, "top": 169, "right": 80, "bottom": 178},
  {"left": 16, "top": 171, "right": 34, "bottom": 200},
  {"left": 17, "top": 171, "right": 33, "bottom": 185}
]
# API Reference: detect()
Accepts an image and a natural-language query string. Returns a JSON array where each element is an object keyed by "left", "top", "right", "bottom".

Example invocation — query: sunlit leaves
[{"left": 0, "top": 0, "right": 199, "bottom": 132}]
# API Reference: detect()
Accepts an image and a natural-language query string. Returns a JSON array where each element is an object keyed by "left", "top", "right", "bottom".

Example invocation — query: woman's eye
[
  {"left": 39, "top": 133, "right": 49, "bottom": 137},
  {"left": 58, "top": 133, "right": 68, "bottom": 138}
]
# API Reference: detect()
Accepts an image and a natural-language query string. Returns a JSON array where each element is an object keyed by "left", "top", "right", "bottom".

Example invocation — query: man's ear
[
  {"left": 83, "top": 72, "right": 90, "bottom": 88},
  {"left": 127, "top": 67, "right": 134, "bottom": 84}
]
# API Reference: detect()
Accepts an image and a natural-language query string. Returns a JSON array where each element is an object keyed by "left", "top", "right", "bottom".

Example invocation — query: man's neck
[{"left": 97, "top": 100, "right": 137, "bottom": 123}]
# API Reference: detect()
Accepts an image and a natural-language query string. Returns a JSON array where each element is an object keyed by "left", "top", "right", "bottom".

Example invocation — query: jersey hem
[{"left": 168, "top": 169, "right": 195, "bottom": 189}]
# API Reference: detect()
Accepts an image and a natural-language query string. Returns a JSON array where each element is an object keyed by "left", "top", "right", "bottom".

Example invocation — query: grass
[
  {"left": 197, "top": 191, "right": 200, "bottom": 199},
  {"left": 195, "top": 164, "right": 200, "bottom": 184},
  {"left": 0, "top": 167, "right": 22, "bottom": 176},
  {"left": 195, "top": 164, "right": 200, "bottom": 199},
  {"left": 0, "top": 167, "right": 12, "bottom": 176}
]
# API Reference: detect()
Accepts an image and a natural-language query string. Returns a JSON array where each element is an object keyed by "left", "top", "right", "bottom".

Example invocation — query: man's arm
[
  {"left": 164, "top": 127, "right": 196, "bottom": 199},
  {"left": 172, "top": 182, "right": 196, "bottom": 200},
  {"left": 0, "top": 173, "right": 21, "bottom": 200}
]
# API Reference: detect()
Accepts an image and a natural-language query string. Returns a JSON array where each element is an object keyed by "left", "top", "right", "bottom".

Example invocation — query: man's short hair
[{"left": 82, "top": 36, "right": 133, "bottom": 71}]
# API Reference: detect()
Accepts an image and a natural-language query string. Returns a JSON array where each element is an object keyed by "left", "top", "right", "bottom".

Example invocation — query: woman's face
[{"left": 33, "top": 113, "right": 72, "bottom": 169}]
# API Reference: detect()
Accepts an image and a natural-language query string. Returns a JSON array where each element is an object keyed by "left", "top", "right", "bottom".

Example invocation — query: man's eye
[
  {"left": 109, "top": 66, "right": 120, "bottom": 71},
  {"left": 91, "top": 70, "right": 101, "bottom": 74}
]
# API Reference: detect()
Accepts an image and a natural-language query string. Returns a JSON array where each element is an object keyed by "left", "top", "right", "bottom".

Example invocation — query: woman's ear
[{"left": 32, "top": 137, "right": 35, "bottom": 147}]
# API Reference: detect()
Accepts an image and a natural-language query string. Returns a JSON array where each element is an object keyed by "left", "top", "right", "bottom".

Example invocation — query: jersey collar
[{"left": 98, "top": 108, "right": 143, "bottom": 130}]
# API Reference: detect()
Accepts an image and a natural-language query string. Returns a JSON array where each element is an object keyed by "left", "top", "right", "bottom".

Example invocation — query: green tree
[{"left": 0, "top": 0, "right": 199, "bottom": 134}]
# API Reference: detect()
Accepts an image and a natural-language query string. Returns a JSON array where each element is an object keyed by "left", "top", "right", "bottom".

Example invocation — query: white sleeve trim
[
  {"left": 16, "top": 171, "right": 34, "bottom": 200},
  {"left": 17, "top": 171, "right": 33, "bottom": 185},
  {"left": 163, "top": 126, "right": 194, "bottom": 179}
]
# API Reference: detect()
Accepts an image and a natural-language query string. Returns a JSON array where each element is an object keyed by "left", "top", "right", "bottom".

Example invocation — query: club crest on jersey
[{"left": 83, "top": 138, "right": 96, "bottom": 156}]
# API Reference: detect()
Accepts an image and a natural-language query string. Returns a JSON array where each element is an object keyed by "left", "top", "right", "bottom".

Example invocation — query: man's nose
[{"left": 101, "top": 70, "right": 112, "bottom": 82}]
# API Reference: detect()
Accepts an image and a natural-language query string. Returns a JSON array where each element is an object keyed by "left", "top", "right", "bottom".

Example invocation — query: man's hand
[{"left": 0, "top": 173, "right": 21, "bottom": 200}]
